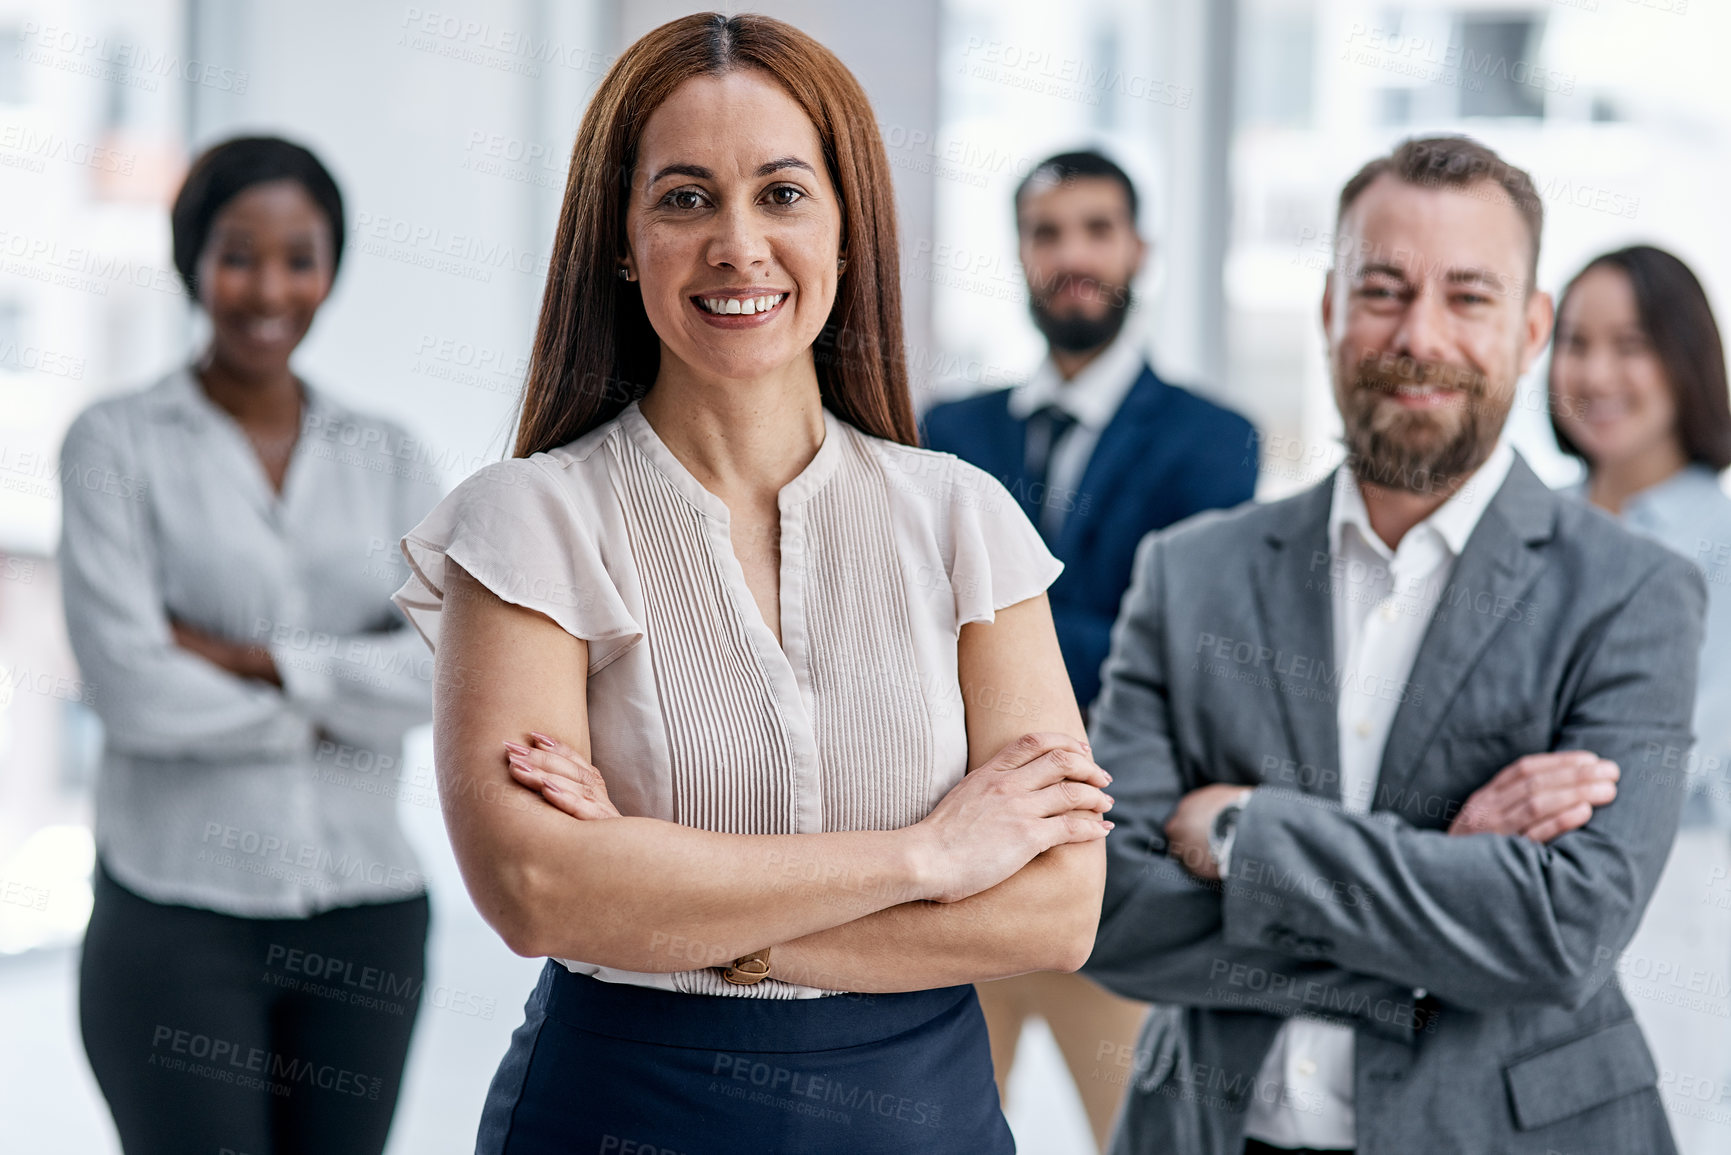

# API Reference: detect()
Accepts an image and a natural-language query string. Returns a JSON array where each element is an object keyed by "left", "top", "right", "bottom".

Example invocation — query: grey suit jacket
[{"left": 1084, "top": 455, "right": 1707, "bottom": 1155}]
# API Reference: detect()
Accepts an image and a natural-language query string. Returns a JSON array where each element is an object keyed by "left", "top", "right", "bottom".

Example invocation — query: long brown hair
[
  {"left": 512, "top": 12, "right": 914, "bottom": 457},
  {"left": 1550, "top": 245, "right": 1731, "bottom": 472}
]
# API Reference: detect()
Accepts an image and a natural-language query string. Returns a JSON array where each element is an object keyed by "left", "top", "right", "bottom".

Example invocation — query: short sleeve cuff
[
  {"left": 391, "top": 457, "right": 645, "bottom": 674},
  {"left": 946, "top": 459, "right": 1065, "bottom": 630}
]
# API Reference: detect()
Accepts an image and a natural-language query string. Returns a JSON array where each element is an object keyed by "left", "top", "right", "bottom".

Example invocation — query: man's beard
[
  {"left": 1339, "top": 352, "right": 1508, "bottom": 496},
  {"left": 1030, "top": 277, "right": 1134, "bottom": 353}
]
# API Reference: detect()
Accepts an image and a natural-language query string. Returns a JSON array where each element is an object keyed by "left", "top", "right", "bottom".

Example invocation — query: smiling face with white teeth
[
  {"left": 195, "top": 179, "right": 335, "bottom": 380},
  {"left": 1324, "top": 173, "right": 1553, "bottom": 496},
  {"left": 623, "top": 68, "right": 843, "bottom": 392}
]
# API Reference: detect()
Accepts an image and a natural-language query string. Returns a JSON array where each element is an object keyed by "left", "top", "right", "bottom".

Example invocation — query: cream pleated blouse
[{"left": 393, "top": 399, "right": 1062, "bottom": 997}]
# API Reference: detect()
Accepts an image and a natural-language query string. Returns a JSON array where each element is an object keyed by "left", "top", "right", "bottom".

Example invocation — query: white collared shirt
[
  {"left": 1006, "top": 335, "right": 1145, "bottom": 538},
  {"left": 1240, "top": 441, "right": 1516, "bottom": 1148},
  {"left": 58, "top": 366, "right": 443, "bottom": 916}
]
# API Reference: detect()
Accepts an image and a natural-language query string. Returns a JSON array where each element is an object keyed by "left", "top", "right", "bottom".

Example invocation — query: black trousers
[
  {"left": 1244, "top": 1140, "right": 1354, "bottom": 1155},
  {"left": 478, "top": 960, "right": 1014, "bottom": 1154},
  {"left": 79, "top": 858, "right": 429, "bottom": 1155}
]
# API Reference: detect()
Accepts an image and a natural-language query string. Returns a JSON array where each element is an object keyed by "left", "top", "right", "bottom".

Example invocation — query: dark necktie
[{"left": 1024, "top": 404, "right": 1078, "bottom": 539}]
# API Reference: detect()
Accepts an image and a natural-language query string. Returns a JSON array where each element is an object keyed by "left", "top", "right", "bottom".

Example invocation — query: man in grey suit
[{"left": 1084, "top": 134, "right": 1707, "bottom": 1155}]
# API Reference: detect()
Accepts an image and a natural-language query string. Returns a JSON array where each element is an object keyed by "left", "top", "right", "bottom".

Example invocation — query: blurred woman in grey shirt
[
  {"left": 1550, "top": 244, "right": 1731, "bottom": 1155},
  {"left": 60, "top": 136, "right": 440, "bottom": 1155}
]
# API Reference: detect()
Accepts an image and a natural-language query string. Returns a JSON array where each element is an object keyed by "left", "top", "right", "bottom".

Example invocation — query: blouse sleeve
[
  {"left": 944, "top": 456, "right": 1065, "bottom": 630},
  {"left": 268, "top": 429, "right": 445, "bottom": 749},
  {"left": 392, "top": 456, "right": 644, "bottom": 675},
  {"left": 58, "top": 403, "right": 317, "bottom": 762}
]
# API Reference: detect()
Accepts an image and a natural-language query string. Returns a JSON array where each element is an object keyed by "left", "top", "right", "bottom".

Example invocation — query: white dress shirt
[
  {"left": 1005, "top": 335, "right": 1145, "bottom": 538},
  {"left": 1239, "top": 441, "right": 1515, "bottom": 1148}
]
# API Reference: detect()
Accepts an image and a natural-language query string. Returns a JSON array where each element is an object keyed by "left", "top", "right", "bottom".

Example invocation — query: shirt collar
[
  {"left": 1006, "top": 333, "right": 1146, "bottom": 429},
  {"left": 1329, "top": 439, "right": 1516, "bottom": 561},
  {"left": 154, "top": 362, "right": 332, "bottom": 427},
  {"left": 616, "top": 399, "right": 847, "bottom": 520},
  {"left": 1622, "top": 464, "right": 1726, "bottom": 532}
]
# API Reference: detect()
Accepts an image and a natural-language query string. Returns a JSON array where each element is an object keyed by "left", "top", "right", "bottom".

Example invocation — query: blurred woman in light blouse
[
  {"left": 1550, "top": 243, "right": 1731, "bottom": 1155},
  {"left": 62, "top": 136, "right": 440, "bottom": 1155}
]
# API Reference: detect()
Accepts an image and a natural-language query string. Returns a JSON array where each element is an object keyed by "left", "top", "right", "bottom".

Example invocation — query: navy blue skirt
[{"left": 476, "top": 960, "right": 1015, "bottom": 1154}]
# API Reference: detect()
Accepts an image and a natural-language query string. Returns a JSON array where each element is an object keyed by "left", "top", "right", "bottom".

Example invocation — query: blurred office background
[{"left": 1, "top": 0, "right": 1726, "bottom": 1151}]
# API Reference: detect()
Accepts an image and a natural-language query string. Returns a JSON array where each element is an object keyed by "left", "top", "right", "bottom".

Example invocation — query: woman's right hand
[{"left": 909, "top": 732, "right": 1114, "bottom": 904}]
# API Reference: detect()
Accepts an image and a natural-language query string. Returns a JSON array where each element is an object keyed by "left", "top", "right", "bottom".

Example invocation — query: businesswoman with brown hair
[{"left": 391, "top": 11, "right": 1113, "bottom": 1154}]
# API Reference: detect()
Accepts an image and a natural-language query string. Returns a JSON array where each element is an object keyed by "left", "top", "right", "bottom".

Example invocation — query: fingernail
[
  {"left": 530, "top": 731, "right": 555, "bottom": 748},
  {"left": 1102, "top": 820, "right": 1115, "bottom": 830},
  {"left": 504, "top": 739, "right": 530, "bottom": 755},
  {"left": 507, "top": 754, "right": 531, "bottom": 771},
  {"left": 1103, "top": 773, "right": 1113, "bottom": 785},
  {"left": 541, "top": 778, "right": 562, "bottom": 794}
]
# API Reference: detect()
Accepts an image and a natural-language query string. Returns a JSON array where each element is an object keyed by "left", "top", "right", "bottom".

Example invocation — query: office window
[
  {"left": 1458, "top": 16, "right": 1546, "bottom": 119},
  {"left": 0, "top": 25, "right": 24, "bottom": 104},
  {"left": 1239, "top": 7, "right": 1314, "bottom": 129}
]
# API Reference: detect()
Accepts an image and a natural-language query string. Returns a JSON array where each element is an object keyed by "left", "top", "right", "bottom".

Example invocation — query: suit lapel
[
  {"left": 1250, "top": 479, "right": 1342, "bottom": 803},
  {"left": 1372, "top": 457, "right": 1557, "bottom": 804},
  {"left": 959, "top": 393, "right": 1044, "bottom": 527},
  {"left": 1055, "top": 365, "right": 1166, "bottom": 559}
]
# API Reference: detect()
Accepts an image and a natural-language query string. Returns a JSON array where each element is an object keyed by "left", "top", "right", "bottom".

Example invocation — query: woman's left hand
[{"left": 504, "top": 732, "right": 622, "bottom": 820}]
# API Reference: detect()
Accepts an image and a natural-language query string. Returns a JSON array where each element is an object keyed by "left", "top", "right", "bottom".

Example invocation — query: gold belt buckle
[{"left": 720, "top": 947, "right": 772, "bottom": 985}]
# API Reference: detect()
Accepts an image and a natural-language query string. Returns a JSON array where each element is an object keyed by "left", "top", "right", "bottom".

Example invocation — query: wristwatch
[
  {"left": 720, "top": 947, "right": 772, "bottom": 985},
  {"left": 1209, "top": 795, "right": 1250, "bottom": 878}
]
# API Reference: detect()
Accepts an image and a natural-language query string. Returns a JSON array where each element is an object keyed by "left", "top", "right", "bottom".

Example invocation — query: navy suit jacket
[{"left": 922, "top": 363, "right": 1258, "bottom": 709}]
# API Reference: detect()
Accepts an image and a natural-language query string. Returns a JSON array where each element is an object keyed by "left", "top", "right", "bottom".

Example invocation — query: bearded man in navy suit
[{"left": 923, "top": 149, "right": 1259, "bottom": 1152}]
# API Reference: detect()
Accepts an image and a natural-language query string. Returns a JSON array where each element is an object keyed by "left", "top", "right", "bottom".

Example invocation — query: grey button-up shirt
[
  {"left": 59, "top": 365, "right": 442, "bottom": 916},
  {"left": 1573, "top": 465, "right": 1731, "bottom": 827}
]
